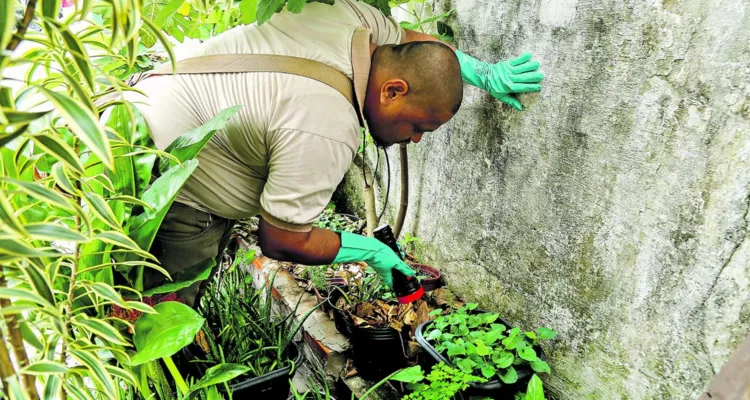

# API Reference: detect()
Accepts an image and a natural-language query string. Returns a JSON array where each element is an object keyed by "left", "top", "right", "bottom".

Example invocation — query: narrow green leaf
[
  {"left": 159, "top": 105, "right": 242, "bottom": 173},
  {"left": 39, "top": 88, "right": 113, "bottom": 169},
  {"left": 183, "top": 363, "right": 251, "bottom": 398},
  {"left": 2, "top": 177, "right": 73, "bottom": 211},
  {"left": 107, "top": 195, "right": 153, "bottom": 211},
  {"left": 73, "top": 315, "right": 130, "bottom": 346},
  {"left": 26, "top": 223, "right": 88, "bottom": 242},
  {"left": 0, "top": 239, "right": 61, "bottom": 258},
  {"left": 19, "top": 322, "right": 44, "bottom": 351},
  {"left": 0, "top": 189, "right": 26, "bottom": 235},
  {"left": 51, "top": 162, "right": 77, "bottom": 195},
  {"left": 104, "top": 365, "right": 137, "bottom": 388},
  {"left": 142, "top": 258, "right": 215, "bottom": 296},
  {"left": 22, "top": 360, "right": 69, "bottom": 375},
  {"left": 88, "top": 282, "right": 127, "bottom": 307},
  {"left": 8, "top": 378, "right": 30, "bottom": 400},
  {"left": 526, "top": 374, "right": 545, "bottom": 400},
  {"left": 0, "top": 304, "right": 39, "bottom": 316},
  {"left": 130, "top": 302, "right": 204, "bottom": 366},
  {"left": 33, "top": 135, "right": 85, "bottom": 174},
  {"left": 124, "top": 301, "right": 157, "bottom": 314},
  {"left": 22, "top": 261, "right": 55, "bottom": 305},
  {"left": 43, "top": 376, "right": 62, "bottom": 399},
  {"left": 0, "top": 0, "right": 14, "bottom": 50},
  {"left": 69, "top": 348, "right": 117, "bottom": 397},
  {"left": 83, "top": 192, "right": 121, "bottom": 229},
  {"left": 0, "top": 288, "right": 50, "bottom": 306},
  {"left": 2, "top": 109, "right": 50, "bottom": 126}
]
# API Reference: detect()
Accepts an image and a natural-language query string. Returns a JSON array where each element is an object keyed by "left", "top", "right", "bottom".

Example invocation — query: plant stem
[
  {"left": 353, "top": 153, "right": 377, "bottom": 236},
  {"left": 358, "top": 368, "right": 406, "bottom": 400},
  {"left": 0, "top": 277, "right": 39, "bottom": 400},
  {"left": 0, "top": 303, "right": 17, "bottom": 399},
  {"left": 162, "top": 356, "right": 189, "bottom": 396},
  {"left": 6, "top": 0, "right": 37, "bottom": 52},
  {"left": 393, "top": 143, "right": 409, "bottom": 239}
]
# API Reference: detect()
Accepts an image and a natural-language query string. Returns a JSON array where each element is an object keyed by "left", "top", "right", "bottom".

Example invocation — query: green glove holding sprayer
[
  {"left": 333, "top": 231, "right": 415, "bottom": 290},
  {"left": 455, "top": 50, "right": 544, "bottom": 111}
]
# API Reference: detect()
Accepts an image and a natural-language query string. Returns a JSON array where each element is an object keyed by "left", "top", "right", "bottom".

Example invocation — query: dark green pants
[{"left": 146, "top": 202, "right": 235, "bottom": 305}]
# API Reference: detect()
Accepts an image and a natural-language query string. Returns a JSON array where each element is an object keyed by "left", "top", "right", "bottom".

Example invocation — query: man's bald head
[
  {"left": 372, "top": 41, "right": 463, "bottom": 113},
  {"left": 364, "top": 41, "right": 464, "bottom": 146}
]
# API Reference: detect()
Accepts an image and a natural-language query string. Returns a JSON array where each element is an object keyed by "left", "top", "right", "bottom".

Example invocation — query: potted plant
[
  {"left": 181, "top": 267, "right": 321, "bottom": 399},
  {"left": 401, "top": 233, "right": 442, "bottom": 292},
  {"left": 415, "top": 303, "right": 557, "bottom": 398}
]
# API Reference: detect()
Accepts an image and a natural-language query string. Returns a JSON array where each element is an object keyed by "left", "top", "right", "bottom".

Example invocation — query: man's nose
[{"left": 411, "top": 133, "right": 424, "bottom": 143}]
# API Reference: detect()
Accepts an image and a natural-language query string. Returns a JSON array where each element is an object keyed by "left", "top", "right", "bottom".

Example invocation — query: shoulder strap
[{"left": 145, "top": 54, "right": 355, "bottom": 106}]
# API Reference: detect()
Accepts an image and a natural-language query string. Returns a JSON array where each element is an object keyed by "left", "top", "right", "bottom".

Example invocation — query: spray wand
[{"left": 373, "top": 225, "right": 424, "bottom": 304}]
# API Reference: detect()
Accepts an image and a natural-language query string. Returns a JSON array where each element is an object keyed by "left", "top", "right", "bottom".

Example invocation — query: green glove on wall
[
  {"left": 455, "top": 50, "right": 544, "bottom": 111},
  {"left": 334, "top": 231, "right": 415, "bottom": 290}
]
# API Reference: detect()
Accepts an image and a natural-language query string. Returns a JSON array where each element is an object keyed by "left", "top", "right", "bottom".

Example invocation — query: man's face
[{"left": 364, "top": 80, "right": 455, "bottom": 147}]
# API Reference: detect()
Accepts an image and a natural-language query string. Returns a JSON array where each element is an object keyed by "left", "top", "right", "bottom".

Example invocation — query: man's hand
[
  {"left": 455, "top": 50, "right": 544, "bottom": 110},
  {"left": 334, "top": 232, "right": 415, "bottom": 290}
]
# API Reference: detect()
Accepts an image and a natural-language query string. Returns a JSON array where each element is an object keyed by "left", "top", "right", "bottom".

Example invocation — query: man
[{"left": 131, "top": 0, "right": 544, "bottom": 304}]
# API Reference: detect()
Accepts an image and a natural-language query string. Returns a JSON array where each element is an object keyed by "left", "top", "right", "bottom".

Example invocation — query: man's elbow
[{"left": 258, "top": 236, "right": 292, "bottom": 261}]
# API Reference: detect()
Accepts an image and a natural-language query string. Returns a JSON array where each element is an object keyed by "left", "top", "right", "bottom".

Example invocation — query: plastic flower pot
[
  {"left": 327, "top": 289, "right": 353, "bottom": 337},
  {"left": 287, "top": 391, "right": 337, "bottom": 400},
  {"left": 351, "top": 323, "right": 408, "bottom": 380},
  {"left": 313, "top": 278, "right": 348, "bottom": 313},
  {"left": 412, "top": 264, "right": 442, "bottom": 292},
  {"left": 414, "top": 314, "right": 545, "bottom": 398},
  {"left": 182, "top": 341, "right": 304, "bottom": 400}
]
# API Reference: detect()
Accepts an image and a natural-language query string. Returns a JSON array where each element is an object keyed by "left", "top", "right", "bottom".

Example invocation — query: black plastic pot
[
  {"left": 182, "top": 341, "right": 304, "bottom": 399},
  {"left": 351, "top": 323, "right": 408, "bottom": 380},
  {"left": 314, "top": 278, "right": 348, "bottom": 313},
  {"left": 415, "top": 315, "right": 544, "bottom": 398},
  {"left": 327, "top": 289, "right": 353, "bottom": 337},
  {"left": 412, "top": 264, "right": 443, "bottom": 292},
  {"left": 287, "top": 391, "right": 337, "bottom": 400}
]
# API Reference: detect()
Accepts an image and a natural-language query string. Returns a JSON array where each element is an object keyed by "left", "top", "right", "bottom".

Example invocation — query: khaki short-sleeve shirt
[{"left": 129, "top": 0, "right": 403, "bottom": 231}]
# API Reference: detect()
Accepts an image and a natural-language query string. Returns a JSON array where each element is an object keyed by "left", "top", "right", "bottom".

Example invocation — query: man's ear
[{"left": 380, "top": 79, "right": 409, "bottom": 105}]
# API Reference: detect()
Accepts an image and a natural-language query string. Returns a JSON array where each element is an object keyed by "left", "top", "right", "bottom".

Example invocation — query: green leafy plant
[
  {"left": 515, "top": 374, "right": 547, "bottom": 400},
  {"left": 313, "top": 204, "right": 360, "bottom": 232},
  {"left": 424, "top": 304, "right": 556, "bottom": 386},
  {"left": 302, "top": 265, "right": 330, "bottom": 292},
  {"left": 401, "top": 362, "right": 486, "bottom": 400},
  {"left": 192, "top": 267, "right": 321, "bottom": 383}
]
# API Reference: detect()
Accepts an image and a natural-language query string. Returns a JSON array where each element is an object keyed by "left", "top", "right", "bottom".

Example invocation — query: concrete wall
[{"left": 336, "top": 0, "right": 750, "bottom": 398}]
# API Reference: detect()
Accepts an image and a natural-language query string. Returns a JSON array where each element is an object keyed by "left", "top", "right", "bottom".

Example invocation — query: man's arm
[
  {"left": 258, "top": 218, "right": 414, "bottom": 289},
  {"left": 258, "top": 217, "right": 340, "bottom": 265}
]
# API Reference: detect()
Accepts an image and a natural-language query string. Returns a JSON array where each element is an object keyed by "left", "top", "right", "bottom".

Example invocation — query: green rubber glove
[
  {"left": 455, "top": 50, "right": 544, "bottom": 111},
  {"left": 334, "top": 231, "right": 415, "bottom": 290}
]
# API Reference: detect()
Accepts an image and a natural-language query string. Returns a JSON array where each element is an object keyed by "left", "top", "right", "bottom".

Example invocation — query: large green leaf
[
  {"left": 39, "top": 88, "right": 113, "bottom": 170},
  {"left": 159, "top": 105, "right": 241, "bottom": 173},
  {"left": 256, "top": 0, "right": 286, "bottom": 25},
  {"left": 104, "top": 104, "right": 153, "bottom": 198},
  {"left": 526, "top": 374, "right": 545, "bottom": 400},
  {"left": 126, "top": 159, "right": 198, "bottom": 252},
  {"left": 130, "top": 301, "right": 205, "bottom": 366},
  {"left": 184, "top": 363, "right": 251, "bottom": 398},
  {"left": 142, "top": 257, "right": 215, "bottom": 297}
]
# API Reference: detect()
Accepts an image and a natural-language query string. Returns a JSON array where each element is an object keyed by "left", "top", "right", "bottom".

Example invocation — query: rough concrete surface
[{"left": 337, "top": 0, "right": 750, "bottom": 398}]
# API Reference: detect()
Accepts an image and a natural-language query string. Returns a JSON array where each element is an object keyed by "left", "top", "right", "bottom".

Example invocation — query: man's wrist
[{"left": 455, "top": 50, "right": 490, "bottom": 89}]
